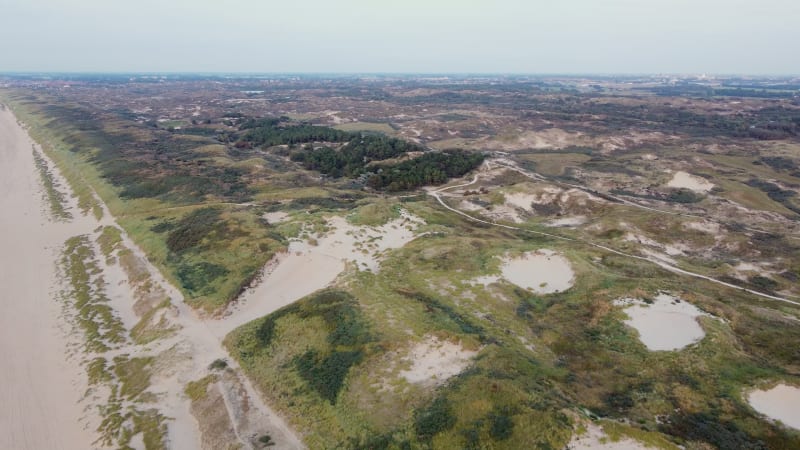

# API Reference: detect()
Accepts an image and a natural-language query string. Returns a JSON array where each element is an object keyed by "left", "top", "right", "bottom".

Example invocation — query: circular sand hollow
[
  {"left": 500, "top": 250, "right": 574, "bottom": 294},
  {"left": 748, "top": 384, "right": 800, "bottom": 430},
  {"left": 616, "top": 294, "right": 710, "bottom": 351}
]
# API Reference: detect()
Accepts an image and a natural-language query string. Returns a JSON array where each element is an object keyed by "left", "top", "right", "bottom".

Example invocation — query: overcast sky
[{"left": 0, "top": 0, "right": 797, "bottom": 74}]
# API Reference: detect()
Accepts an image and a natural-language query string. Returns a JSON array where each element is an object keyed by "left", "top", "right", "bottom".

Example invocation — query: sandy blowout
[
  {"left": 667, "top": 171, "right": 714, "bottom": 193},
  {"left": 212, "top": 212, "right": 424, "bottom": 336},
  {"left": 748, "top": 384, "right": 800, "bottom": 430},
  {"left": 500, "top": 249, "right": 575, "bottom": 294},
  {"left": 568, "top": 422, "right": 653, "bottom": 450},
  {"left": 399, "top": 336, "right": 478, "bottom": 386},
  {"left": 615, "top": 294, "right": 712, "bottom": 351}
]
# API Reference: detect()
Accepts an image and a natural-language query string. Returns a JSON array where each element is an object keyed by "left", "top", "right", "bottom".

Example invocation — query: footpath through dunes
[
  {"left": 0, "top": 105, "right": 305, "bottom": 450},
  {"left": 0, "top": 106, "right": 96, "bottom": 449}
]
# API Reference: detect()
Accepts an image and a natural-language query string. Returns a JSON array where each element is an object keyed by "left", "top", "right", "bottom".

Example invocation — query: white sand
[
  {"left": 484, "top": 204, "right": 524, "bottom": 223},
  {"left": 468, "top": 275, "right": 502, "bottom": 287},
  {"left": 500, "top": 249, "right": 575, "bottom": 294},
  {"left": 616, "top": 294, "right": 710, "bottom": 351},
  {"left": 684, "top": 220, "right": 721, "bottom": 235},
  {"left": 263, "top": 211, "right": 290, "bottom": 224},
  {"left": 0, "top": 107, "right": 98, "bottom": 449},
  {"left": 667, "top": 171, "right": 714, "bottom": 193},
  {"left": 748, "top": 384, "right": 800, "bottom": 430},
  {"left": 546, "top": 216, "right": 587, "bottom": 227},
  {"left": 212, "top": 212, "right": 423, "bottom": 336},
  {"left": 504, "top": 192, "right": 537, "bottom": 211},
  {"left": 0, "top": 107, "right": 305, "bottom": 449},
  {"left": 399, "top": 336, "right": 478, "bottom": 386},
  {"left": 568, "top": 423, "right": 652, "bottom": 450}
]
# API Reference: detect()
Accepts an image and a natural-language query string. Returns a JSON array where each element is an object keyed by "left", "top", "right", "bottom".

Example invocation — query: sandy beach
[
  {"left": 0, "top": 107, "right": 97, "bottom": 449},
  {"left": 0, "top": 105, "right": 304, "bottom": 449}
]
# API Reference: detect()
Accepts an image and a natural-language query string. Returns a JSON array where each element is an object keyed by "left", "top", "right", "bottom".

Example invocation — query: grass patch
[
  {"left": 114, "top": 355, "right": 155, "bottom": 401},
  {"left": 60, "top": 235, "right": 127, "bottom": 353},
  {"left": 31, "top": 147, "right": 72, "bottom": 220},
  {"left": 185, "top": 374, "right": 218, "bottom": 402}
]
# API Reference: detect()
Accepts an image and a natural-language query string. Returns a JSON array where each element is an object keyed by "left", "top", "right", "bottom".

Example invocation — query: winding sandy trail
[
  {"left": 0, "top": 107, "right": 97, "bottom": 449},
  {"left": 430, "top": 161, "right": 800, "bottom": 307},
  {"left": 492, "top": 159, "right": 800, "bottom": 240}
]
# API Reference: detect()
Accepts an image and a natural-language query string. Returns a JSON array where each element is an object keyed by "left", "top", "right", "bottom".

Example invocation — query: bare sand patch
[
  {"left": 568, "top": 422, "right": 653, "bottom": 450},
  {"left": 684, "top": 220, "right": 721, "bottom": 235},
  {"left": 667, "top": 171, "right": 714, "bottom": 193},
  {"left": 615, "top": 294, "right": 711, "bottom": 351},
  {"left": 214, "top": 211, "right": 423, "bottom": 335},
  {"left": 500, "top": 249, "right": 575, "bottom": 294},
  {"left": 467, "top": 275, "right": 501, "bottom": 287},
  {"left": 484, "top": 204, "right": 524, "bottom": 223},
  {"left": 399, "top": 336, "right": 478, "bottom": 386},
  {"left": 546, "top": 216, "right": 587, "bottom": 227},
  {"left": 458, "top": 199, "right": 484, "bottom": 212},
  {"left": 263, "top": 211, "right": 290, "bottom": 224},
  {"left": 504, "top": 192, "right": 537, "bottom": 211},
  {"left": 748, "top": 384, "right": 800, "bottom": 430}
]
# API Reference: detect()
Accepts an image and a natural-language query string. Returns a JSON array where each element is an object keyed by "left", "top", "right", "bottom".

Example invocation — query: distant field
[{"left": 333, "top": 121, "right": 396, "bottom": 134}]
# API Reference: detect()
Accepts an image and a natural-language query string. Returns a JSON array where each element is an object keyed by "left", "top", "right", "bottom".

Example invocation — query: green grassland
[{"left": 226, "top": 196, "right": 800, "bottom": 449}]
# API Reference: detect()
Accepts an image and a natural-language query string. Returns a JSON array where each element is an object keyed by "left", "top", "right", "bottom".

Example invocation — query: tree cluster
[
  {"left": 291, "top": 135, "right": 423, "bottom": 177},
  {"left": 366, "top": 150, "right": 486, "bottom": 191}
]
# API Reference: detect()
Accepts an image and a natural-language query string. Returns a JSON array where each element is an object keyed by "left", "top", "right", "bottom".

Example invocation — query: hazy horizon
[{"left": 1, "top": 0, "right": 798, "bottom": 75}]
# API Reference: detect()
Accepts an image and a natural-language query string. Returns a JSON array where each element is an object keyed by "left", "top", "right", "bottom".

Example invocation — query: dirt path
[
  {"left": 492, "top": 159, "right": 800, "bottom": 239},
  {"left": 429, "top": 161, "right": 800, "bottom": 307}
]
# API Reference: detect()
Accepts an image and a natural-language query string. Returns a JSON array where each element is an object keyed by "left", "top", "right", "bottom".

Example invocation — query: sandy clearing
[
  {"left": 667, "top": 171, "right": 714, "bottom": 193},
  {"left": 748, "top": 384, "right": 800, "bottom": 430},
  {"left": 0, "top": 107, "right": 99, "bottom": 449},
  {"left": 212, "top": 212, "right": 423, "bottom": 336},
  {"left": 568, "top": 422, "right": 653, "bottom": 450},
  {"left": 504, "top": 192, "right": 537, "bottom": 211},
  {"left": 684, "top": 220, "right": 721, "bottom": 235},
  {"left": 458, "top": 199, "right": 484, "bottom": 212},
  {"left": 468, "top": 275, "right": 502, "bottom": 287},
  {"left": 615, "top": 294, "right": 711, "bottom": 351},
  {"left": 399, "top": 336, "right": 478, "bottom": 386},
  {"left": 484, "top": 204, "right": 524, "bottom": 223},
  {"left": 500, "top": 249, "right": 575, "bottom": 294},
  {"left": 546, "top": 216, "right": 587, "bottom": 227},
  {"left": 263, "top": 211, "right": 290, "bottom": 224}
]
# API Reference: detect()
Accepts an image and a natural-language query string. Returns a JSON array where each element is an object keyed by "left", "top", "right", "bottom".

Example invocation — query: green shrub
[
  {"left": 294, "top": 349, "right": 364, "bottom": 404},
  {"left": 177, "top": 261, "right": 229, "bottom": 295},
  {"left": 414, "top": 396, "right": 457, "bottom": 441},
  {"left": 166, "top": 207, "right": 223, "bottom": 252}
]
